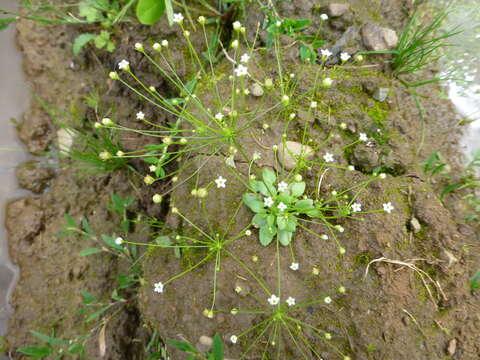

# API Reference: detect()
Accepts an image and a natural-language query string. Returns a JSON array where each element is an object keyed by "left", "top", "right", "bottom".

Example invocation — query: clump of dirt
[{"left": 4, "top": 0, "right": 479, "bottom": 359}]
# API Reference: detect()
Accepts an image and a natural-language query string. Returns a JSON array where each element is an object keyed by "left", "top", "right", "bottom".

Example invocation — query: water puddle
[{"left": 0, "top": 0, "right": 30, "bottom": 338}]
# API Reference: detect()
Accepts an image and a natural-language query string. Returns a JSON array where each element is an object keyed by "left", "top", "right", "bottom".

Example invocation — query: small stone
[
  {"left": 250, "top": 83, "right": 264, "bottom": 97},
  {"left": 447, "top": 338, "right": 457, "bottom": 356},
  {"left": 361, "top": 23, "right": 398, "bottom": 51},
  {"left": 410, "top": 217, "right": 421, "bottom": 233},
  {"left": 197, "top": 335, "right": 213, "bottom": 353},
  {"left": 373, "top": 88, "right": 389, "bottom": 102},
  {"left": 277, "top": 141, "right": 314, "bottom": 170},
  {"left": 327, "top": 3, "right": 350, "bottom": 17}
]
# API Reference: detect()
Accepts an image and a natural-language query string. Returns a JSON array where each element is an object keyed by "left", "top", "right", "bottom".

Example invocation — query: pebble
[
  {"left": 250, "top": 83, "right": 264, "bottom": 97},
  {"left": 277, "top": 141, "right": 314, "bottom": 170}
]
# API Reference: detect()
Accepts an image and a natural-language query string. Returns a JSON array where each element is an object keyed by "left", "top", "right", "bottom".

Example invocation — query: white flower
[
  {"left": 115, "top": 237, "right": 123, "bottom": 245},
  {"left": 324, "top": 296, "right": 332, "bottom": 304},
  {"left": 118, "top": 59, "right": 129, "bottom": 70},
  {"left": 136, "top": 111, "right": 145, "bottom": 120},
  {"left": 379, "top": 173, "right": 386, "bottom": 179},
  {"left": 233, "top": 21, "right": 242, "bottom": 31},
  {"left": 225, "top": 155, "right": 236, "bottom": 168},
  {"left": 245, "top": 230, "right": 252, "bottom": 236},
  {"left": 268, "top": 294, "right": 280, "bottom": 305},
  {"left": 234, "top": 64, "right": 248, "bottom": 77},
  {"left": 154, "top": 282, "right": 164, "bottom": 293},
  {"left": 359, "top": 132, "right": 368, "bottom": 142},
  {"left": 277, "top": 202, "right": 287, "bottom": 212},
  {"left": 231, "top": 39, "right": 239, "bottom": 49},
  {"left": 198, "top": 16, "right": 206, "bottom": 24},
  {"left": 321, "top": 49, "right": 332, "bottom": 58},
  {"left": 323, "top": 152, "right": 334, "bottom": 163},
  {"left": 264, "top": 197, "right": 274, "bottom": 207},
  {"left": 351, "top": 203, "right": 362, "bottom": 212},
  {"left": 340, "top": 52, "right": 351, "bottom": 62},
  {"left": 161, "top": 39, "right": 169, "bottom": 47},
  {"left": 230, "top": 335, "right": 238, "bottom": 344},
  {"left": 215, "top": 176, "right": 227, "bottom": 188},
  {"left": 310, "top": 101, "right": 318, "bottom": 108},
  {"left": 290, "top": 262, "right": 299, "bottom": 271},
  {"left": 99, "top": 151, "right": 112, "bottom": 161},
  {"left": 348, "top": 165, "right": 355, "bottom": 171},
  {"left": 240, "top": 53, "right": 250, "bottom": 63},
  {"left": 152, "top": 194, "right": 162, "bottom": 203},
  {"left": 149, "top": 165, "right": 157, "bottom": 172},
  {"left": 286, "top": 297, "right": 296, "bottom": 306},
  {"left": 252, "top": 151, "right": 261, "bottom": 161},
  {"left": 322, "top": 77, "right": 333, "bottom": 87},
  {"left": 134, "top": 42, "right": 143, "bottom": 51},
  {"left": 172, "top": 13, "right": 184, "bottom": 23},
  {"left": 278, "top": 181, "right": 288, "bottom": 192},
  {"left": 116, "top": 150, "right": 125, "bottom": 157},
  {"left": 215, "top": 113, "right": 224, "bottom": 121},
  {"left": 320, "top": 13, "right": 328, "bottom": 20},
  {"left": 383, "top": 202, "right": 394, "bottom": 213}
]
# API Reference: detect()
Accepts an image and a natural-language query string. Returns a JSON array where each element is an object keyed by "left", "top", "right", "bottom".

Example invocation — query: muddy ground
[{"left": 2, "top": 0, "right": 479, "bottom": 359}]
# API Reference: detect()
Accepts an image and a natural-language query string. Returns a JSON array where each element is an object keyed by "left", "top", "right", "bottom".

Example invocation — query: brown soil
[{"left": 3, "top": 0, "right": 479, "bottom": 359}]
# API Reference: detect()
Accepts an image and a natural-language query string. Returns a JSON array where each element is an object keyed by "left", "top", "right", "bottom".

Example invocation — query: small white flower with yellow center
[
  {"left": 230, "top": 335, "right": 238, "bottom": 344},
  {"left": 324, "top": 296, "right": 332, "bottom": 304},
  {"left": 240, "top": 53, "right": 250, "bottom": 63},
  {"left": 264, "top": 197, "right": 274, "bottom": 207},
  {"left": 234, "top": 64, "right": 248, "bottom": 77},
  {"left": 340, "top": 52, "right": 351, "bottom": 62},
  {"left": 286, "top": 297, "right": 296, "bottom": 306},
  {"left": 118, "top": 59, "right": 129, "bottom": 70},
  {"left": 278, "top": 181, "right": 288, "bottom": 192},
  {"left": 290, "top": 262, "right": 299, "bottom": 271},
  {"left": 359, "top": 132, "right": 368, "bottom": 142},
  {"left": 215, "top": 176, "right": 227, "bottom": 188},
  {"left": 154, "top": 282, "right": 164, "bottom": 293},
  {"left": 277, "top": 202, "right": 287, "bottom": 212},
  {"left": 351, "top": 203, "right": 362, "bottom": 212},
  {"left": 115, "top": 237, "right": 123, "bottom": 245},
  {"left": 215, "top": 113, "right": 224, "bottom": 121},
  {"left": 268, "top": 294, "right": 280, "bottom": 306},
  {"left": 172, "top": 13, "right": 184, "bottom": 23},
  {"left": 320, "top": 13, "right": 328, "bottom": 20},
  {"left": 383, "top": 202, "right": 394, "bottom": 213},
  {"left": 321, "top": 49, "right": 332, "bottom": 59},
  {"left": 149, "top": 165, "right": 157, "bottom": 172},
  {"left": 323, "top": 152, "right": 334, "bottom": 163},
  {"left": 136, "top": 111, "right": 145, "bottom": 120}
]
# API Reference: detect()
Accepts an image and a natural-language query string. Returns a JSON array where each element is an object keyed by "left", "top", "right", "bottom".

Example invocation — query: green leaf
[
  {"left": 471, "top": 270, "right": 480, "bottom": 290},
  {"left": 81, "top": 290, "right": 96, "bottom": 304},
  {"left": 212, "top": 334, "right": 224, "bottom": 360},
  {"left": 250, "top": 180, "right": 269, "bottom": 196},
  {"left": 136, "top": 0, "right": 166, "bottom": 25},
  {"left": 86, "top": 304, "right": 111, "bottom": 322},
  {"left": 277, "top": 215, "right": 287, "bottom": 230},
  {"left": 440, "top": 183, "right": 463, "bottom": 199},
  {"left": 252, "top": 213, "right": 267, "bottom": 227},
  {"left": 79, "top": 247, "right": 102, "bottom": 256},
  {"left": 306, "top": 208, "right": 322, "bottom": 217},
  {"left": 259, "top": 225, "right": 276, "bottom": 246},
  {"left": 243, "top": 193, "right": 264, "bottom": 213},
  {"left": 72, "top": 33, "right": 96, "bottom": 56},
  {"left": 278, "top": 230, "right": 292, "bottom": 246},
  {"left": 64, "top": 213, "right": 77, "bottom": 228},
  {"left": 167, "top": 339, "right": 199, "bottom": 354},
  {"left": 285, "top": 217, "right": 297, "bottom": 232},
  {"left": 30, "top": 331, "right": 65, "bottom": 346},
  {"left": 0, "top": 17, "right": 16, "bottom": 32},
  {"left": 294, "top": 199, "right": 314, "bottom": 210},
  {"left": 299, "top": 44, "right": 316, "bottom": 63},
  {"left": 17, "top": 346, "right": 52, "bottom": 358},
  {"left": 290, "top": 182, "right": 306, "bottom": 197},
  {"left": 262, "top": 168, "right": 276, "bottom": 185},
  {"left": 79, "top": 0, "right": 103, "bottom": 22}
]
